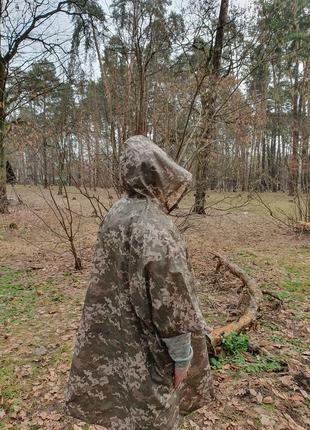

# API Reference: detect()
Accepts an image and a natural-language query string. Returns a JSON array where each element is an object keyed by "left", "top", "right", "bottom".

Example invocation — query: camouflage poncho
[{"left": 65, "top": 136, "right": 213, "bottom": 430}]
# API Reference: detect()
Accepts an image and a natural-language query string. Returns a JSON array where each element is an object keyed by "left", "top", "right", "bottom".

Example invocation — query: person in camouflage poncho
[{"left": 65, "top": 135, "right": 213, "bottom": 429}]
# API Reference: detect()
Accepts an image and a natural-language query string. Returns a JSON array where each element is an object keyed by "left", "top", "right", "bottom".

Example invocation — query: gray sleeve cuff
[{"left": 162, "top": 333, "right": 193, "bottom": 369}]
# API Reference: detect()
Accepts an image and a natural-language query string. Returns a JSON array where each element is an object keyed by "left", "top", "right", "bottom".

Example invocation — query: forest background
[
  {"left": 0, "top": 0, "right": 309, "bottom": 217},
  {"left": 0, "top": 1, "right": 310, "bottom": 429}
]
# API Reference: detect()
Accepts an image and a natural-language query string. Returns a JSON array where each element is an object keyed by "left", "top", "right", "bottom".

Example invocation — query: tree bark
[
  {"left": 289, "top": 81, "right": 300, "bottom": 195},
  {"left": 0, "top": 59, "right": 8, "bottom": 213},
  {"left": 90, "top": 18, "right": 121, "bottom": 191},
  {"left": 193, "top": 0, "right": 229, "bottom": 214},
  {"left": 0, "top": 133, "right": 7, "bottom": 213},
  {"left": 42, "top": 137, "right": 48, "bottom": 188},
  {"left": 301, "top": 61, "right": 310, "bottom": 193},
  {"left": 289, "top": 8, "right": 301, "bottom": 196}
]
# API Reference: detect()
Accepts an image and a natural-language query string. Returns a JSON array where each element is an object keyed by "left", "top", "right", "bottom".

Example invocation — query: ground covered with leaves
[{"left": 0, "top": 186, "right": 309, "bottom": 429}]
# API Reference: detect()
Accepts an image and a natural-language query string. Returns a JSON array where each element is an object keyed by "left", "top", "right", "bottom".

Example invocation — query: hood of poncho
[{"left": 121, "top": 135, "right": 192, "bottom": 207}]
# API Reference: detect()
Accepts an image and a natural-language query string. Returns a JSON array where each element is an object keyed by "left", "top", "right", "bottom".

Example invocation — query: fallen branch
[{"left": 209, "top": 252, "right": 263, "bottom": 347}]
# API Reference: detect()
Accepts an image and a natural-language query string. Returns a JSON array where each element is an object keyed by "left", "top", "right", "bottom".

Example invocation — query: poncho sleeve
[
  {"left": 162, "top": 333, "right": 193, "bottom": 369},
  {"left": 144, "top": 231, "right": 208, "bottom": 339}
]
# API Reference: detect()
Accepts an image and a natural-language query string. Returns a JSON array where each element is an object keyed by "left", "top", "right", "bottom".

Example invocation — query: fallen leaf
[
  {"left": 249, "top": 388, "right": 257, "bottom": 397},
  {"left": 38, "top": 411, "right": 48, "bottom": 420},
  {"left": 263, "top": 396, "right": 274, "bottom": 404}
]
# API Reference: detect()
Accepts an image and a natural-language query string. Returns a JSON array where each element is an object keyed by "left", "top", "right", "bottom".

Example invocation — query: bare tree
[
  {"left": 0, "top": 0, "right": 91, "bottom": 213},
  {"left": 31, "top": 183, "right": 83, "bottom": 270}
]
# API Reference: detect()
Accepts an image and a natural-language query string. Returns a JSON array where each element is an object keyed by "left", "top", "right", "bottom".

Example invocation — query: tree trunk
[
  {"left": 0, "top": 133, "right": 8, "bottom": 213},
  {"left": 136, "top": 61, "right": 147, "bottom": 135},
  {"left": 301, "top": 62, "right": 310, "bottom": 192},
  {"left": 261, "top": 133, "right": 267, "bottom": 190},
  {"left": 194, "top": 145, "right": 212, "bottom": 214},
  {"left": 288, "top": 12, "right": 301, "bottom": 195},
  {"left": 289, "top": 86, "right": 299, "bottom": 195},
  {"left": 57, "top": 145, "right": 65, "bottom": 196},
  {"left": 0, "top": 59, "right": 8, "bottom": 213},
  {"left": 42, "top": 137, "right": 48, "bottom": 188},
  {"left": 193, "top": 0, "right": 229, "bottom": 214}
]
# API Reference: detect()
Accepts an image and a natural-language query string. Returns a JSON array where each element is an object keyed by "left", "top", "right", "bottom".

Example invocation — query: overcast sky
[
  {"left": 170, "top": 0, "right": 252, "bottom": 10},
  {"left": 9, "top": 0, "right": 253, "bottom": 81},
  {"left": 99, "top": 0, "right": 252, "bottom": 14},
  {"left": 234, "top": 0, "right": 250, "bottom": 6}
]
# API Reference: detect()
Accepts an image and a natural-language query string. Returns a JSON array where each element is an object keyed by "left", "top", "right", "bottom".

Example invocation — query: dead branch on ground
[{"left": 209, "top": 252, "right": 263, "bottom": 348}]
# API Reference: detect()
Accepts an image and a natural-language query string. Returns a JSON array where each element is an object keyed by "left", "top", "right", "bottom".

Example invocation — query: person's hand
[{"left": 174, "top": 367, "right": 188, "bottom": 389}]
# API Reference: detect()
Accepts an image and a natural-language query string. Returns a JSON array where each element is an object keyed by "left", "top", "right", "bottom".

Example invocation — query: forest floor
[{"left": 0, "top": 185, "right": 309, "bottom": 430}]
